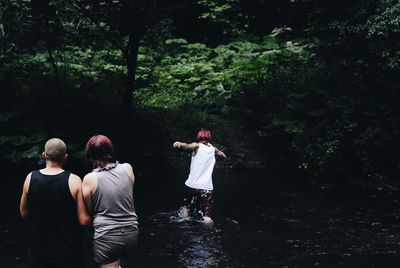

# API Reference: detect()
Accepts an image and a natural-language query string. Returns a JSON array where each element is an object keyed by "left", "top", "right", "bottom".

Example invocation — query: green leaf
[{"left": 22, "top": 145, "right": 42, "bottom": 159}]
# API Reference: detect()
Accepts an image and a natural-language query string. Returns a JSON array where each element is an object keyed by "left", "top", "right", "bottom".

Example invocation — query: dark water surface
[{"left": 2, "top": 168, "right": 400, "bottom": 267}]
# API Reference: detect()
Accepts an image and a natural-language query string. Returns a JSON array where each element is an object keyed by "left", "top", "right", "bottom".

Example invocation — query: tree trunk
[
  {"left": 0, "top": 1, "right": 4, "bottom": 53},
  {"left": 122, "top": 33, "right": 139, "bottom": 113},
  {"left": 47, "top": 47, "right": 62, "bottom": 100}
]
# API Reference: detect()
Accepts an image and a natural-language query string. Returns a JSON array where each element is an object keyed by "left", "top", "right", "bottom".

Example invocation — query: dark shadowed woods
[{"left": 1, "top": 0, "right": 400, "bottom": 267}]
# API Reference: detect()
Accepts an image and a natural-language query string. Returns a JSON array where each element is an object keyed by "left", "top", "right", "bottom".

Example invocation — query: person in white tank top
[{"left": 173, "top": 129, "right": 226, "bottom": 223}]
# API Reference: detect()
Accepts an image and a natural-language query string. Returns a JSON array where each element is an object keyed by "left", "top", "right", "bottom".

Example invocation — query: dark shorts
[
  {"left": 93, "top": 226, "right": 139, "bottom": 265},
  {"left": 184, "top": 186, "right": 213, "bottom": 218}
]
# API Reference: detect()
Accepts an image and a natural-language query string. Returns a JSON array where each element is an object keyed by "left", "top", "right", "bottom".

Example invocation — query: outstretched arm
[
  {"left": 215, "top": 147, "right": 226, "bottom": 158},
  {"left": 173, "top": 141, "right": 199, "bottom": 151}
]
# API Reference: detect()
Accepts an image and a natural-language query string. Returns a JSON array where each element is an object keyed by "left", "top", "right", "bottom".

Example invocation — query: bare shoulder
[
  {"left": 122, "top": 162, "right": 133, "bottom": 170},
  {"left": 69, "top": 173, "right": 82, "bottom": 184},
  {"left": 82, "top": 172, "right": 98, "bottom": 192},
  {"left": 122, "top": 163, "right": 135, "bottom": 181},
  {"left": 189, "top": 142, "right": 199, "bottom": 151},
  {"left": 68, "top": 173, "right": 82, "bottom": 189},
  {"left": 83, "top": 172, "right": 97, "bottom": 184},
  {"left": 25, "top": 172, "right": 32, "bottom": 182},
  {"left": 23, "top": 172, "right": 32, "bottom": 192}
]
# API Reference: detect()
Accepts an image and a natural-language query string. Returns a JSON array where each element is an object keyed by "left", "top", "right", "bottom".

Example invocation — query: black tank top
[{"left": 27, "top": 170, "right": 82, "bottom": 264}]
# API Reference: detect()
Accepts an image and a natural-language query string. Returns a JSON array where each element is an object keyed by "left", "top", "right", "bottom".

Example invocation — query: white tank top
[{"left": 185, "top": 143, "right": 216, "bottom": 190}]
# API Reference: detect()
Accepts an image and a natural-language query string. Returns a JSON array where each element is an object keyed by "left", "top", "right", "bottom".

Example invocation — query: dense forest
[{"left": 1, "top": 0, "right": 399, "bottom": 186}]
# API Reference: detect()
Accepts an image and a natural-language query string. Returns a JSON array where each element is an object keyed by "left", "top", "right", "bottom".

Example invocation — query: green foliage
[
  {"left": 0, "top": 130, "right": 46, "bottom": 163},
  {"left": 366, "top": 0, "right": 400, "bottom": 69},
  {"left": 197, "top": 0, "right": 245, "bottom": 37},
  {"left": 0, "top": 108, "right": 87, "bottom": 163},
  {"left": 1, "top": 0, "right": 400, "bottom": 186},
  {"left": 134, "top": 36, "right": 304, "bottom": 116}
]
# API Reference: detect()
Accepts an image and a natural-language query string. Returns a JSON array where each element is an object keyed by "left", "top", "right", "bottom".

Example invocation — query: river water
[{"left": 2, "top": 168, "right": 400, "bottom": 267}]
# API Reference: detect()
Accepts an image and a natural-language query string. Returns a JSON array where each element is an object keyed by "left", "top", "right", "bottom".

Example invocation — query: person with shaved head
[{"left": 19, "top": 138, "right": 91, "bottom": 268}]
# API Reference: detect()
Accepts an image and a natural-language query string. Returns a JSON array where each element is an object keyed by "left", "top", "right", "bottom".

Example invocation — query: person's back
[
  {"left": 19, "top": 138, "right": 90, "bottom": 268},
  {"left": 82, "top": 135, "right": 139, "bottom": 267},
  {"left": 92, "top": 163, "right": 138, "bottom": 239},
  {"left": 173, "top": 129, "right": 226, "bottom": 223},
  {"left": 186, "top": 143, "right": 216, "bottom": 191},
  {"left": 28, "top": 170, "right": 82, "bottom": 265}
]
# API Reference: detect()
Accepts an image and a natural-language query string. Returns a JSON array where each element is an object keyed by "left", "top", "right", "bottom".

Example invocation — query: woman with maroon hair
[
  {"left": 82, "top": 135, "right": 138, "bottom": 268},
  {"left": 173, "top": 129, "right": 226, "bottom": 223}
]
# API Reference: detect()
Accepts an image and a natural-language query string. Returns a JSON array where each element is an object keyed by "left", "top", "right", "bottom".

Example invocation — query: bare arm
[
  {"left": 173, "top": 141, "right": 199, "bottom": 151},
  {"left": 82, "top": 173, "right": 97, "bottom": 215},
  {"left": 69, "top": 174, "right": 91, "bottom": 226},
  {"left": 122, "top": 163, "right": 135, "bottom": 182},
  {"left": 19, "top": 173, "right": 31, "bottom": 219},
  {"left": 214, "top": 147, "right": 227, "bottom": 158}
]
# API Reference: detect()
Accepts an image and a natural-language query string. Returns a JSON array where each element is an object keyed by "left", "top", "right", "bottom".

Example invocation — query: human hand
[{"left": 173, "top": 141, "right": 182, "bottom": 148}]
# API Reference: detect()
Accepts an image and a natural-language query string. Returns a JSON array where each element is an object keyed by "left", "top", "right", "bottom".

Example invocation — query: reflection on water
[
  {"left": 146, "top": 211, "right": 228, "bottom": 267},
  {"left": 3, "top": 169, "right": 400, "bottom": 267},
  {"left": 178, "top": 229, "right": 222, "bottom": 267}
]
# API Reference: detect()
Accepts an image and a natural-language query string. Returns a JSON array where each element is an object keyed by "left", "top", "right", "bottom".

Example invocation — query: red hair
[
  {"left": 197, "top": 129, "right": 211, "bottom": 145},
  {"left": 85, "top": 135, "right": 114, "bottom": 168}
]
